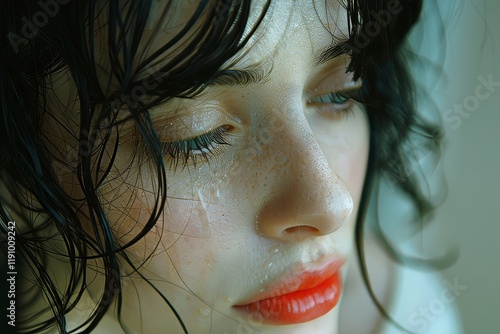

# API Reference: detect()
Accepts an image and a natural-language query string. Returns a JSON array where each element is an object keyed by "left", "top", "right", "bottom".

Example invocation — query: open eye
[
  {"left": 307, "top": 88, "right": 363, "bottom": 119},
  {"left": 310, "top": 92, "right": 349, "bottom": 104},
  {"left": 160, "top": 125, "right": 233, "bottom": 169}
]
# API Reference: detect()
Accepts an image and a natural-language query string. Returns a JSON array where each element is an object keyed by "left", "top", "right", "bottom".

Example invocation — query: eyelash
[
  {"left": 160, "top": 125, "right": 232, "bottom": 169},
  {"left": 161, "top": 88, "right": 363, "bottom": 169},
  {"left": 309, "top": 88, "right": 364, "bottom": 118}
]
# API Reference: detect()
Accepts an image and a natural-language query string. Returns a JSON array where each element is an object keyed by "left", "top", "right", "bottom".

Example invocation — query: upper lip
[{"left": 233, "top": 255, "right": 346, "bottom": 306}]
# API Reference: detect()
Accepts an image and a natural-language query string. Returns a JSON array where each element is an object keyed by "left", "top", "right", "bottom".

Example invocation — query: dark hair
[{"left": 0, "top": 0, "right": 438, "bottom": 333}]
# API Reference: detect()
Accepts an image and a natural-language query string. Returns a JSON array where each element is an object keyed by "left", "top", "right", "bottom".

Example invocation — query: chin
[{"left": 216, "top": 305, "right": 339, "bottom": 334}]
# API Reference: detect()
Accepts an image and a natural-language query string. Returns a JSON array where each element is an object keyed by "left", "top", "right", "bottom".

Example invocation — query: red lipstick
[{"left": 233, "top": 258, "right": 344, "bottom": 325}]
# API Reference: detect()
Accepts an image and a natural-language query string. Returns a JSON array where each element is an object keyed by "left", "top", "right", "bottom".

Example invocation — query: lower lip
[{"left": 233, "top": 271, "right": 342, "bottom": 325}]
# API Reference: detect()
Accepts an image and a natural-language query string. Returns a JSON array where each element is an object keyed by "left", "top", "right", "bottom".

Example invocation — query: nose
[{"left": 256, "top": 123, "right": 354, "bottom": 242}]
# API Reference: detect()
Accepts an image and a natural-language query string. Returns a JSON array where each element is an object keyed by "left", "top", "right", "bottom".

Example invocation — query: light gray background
[{"left": 410, "top": 1, "right": 500, "bottom": 333}]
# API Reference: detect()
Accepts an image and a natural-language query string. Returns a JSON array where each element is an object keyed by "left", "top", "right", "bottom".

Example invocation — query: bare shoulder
[{"left": 339, "top": 232, "right": 464, "bottom": 334}]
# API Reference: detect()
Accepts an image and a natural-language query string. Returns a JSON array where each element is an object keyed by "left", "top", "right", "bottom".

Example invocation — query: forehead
[
  {"left": 230, "top": 0, "right": 347, "bottom": 68},
  {"left": 130, "top": 0, "right": 348, "bottom": 71}
]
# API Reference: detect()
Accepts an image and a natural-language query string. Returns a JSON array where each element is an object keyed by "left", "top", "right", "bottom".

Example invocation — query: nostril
[{"left": 284, "top": 225, "right": 319, "bottom": 235}]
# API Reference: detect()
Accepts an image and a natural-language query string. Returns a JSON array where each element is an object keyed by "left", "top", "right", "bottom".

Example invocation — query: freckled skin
[{"left": 46, "top": 1, "right": 369, "bottom": 333}]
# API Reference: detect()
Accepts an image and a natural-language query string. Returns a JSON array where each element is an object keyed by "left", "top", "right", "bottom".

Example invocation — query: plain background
[{"left": 408, "top": 0, "right": 499, "bottom": 333}]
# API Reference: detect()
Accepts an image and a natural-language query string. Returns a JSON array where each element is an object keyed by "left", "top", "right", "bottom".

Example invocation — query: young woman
[{"left": 0, "top": 0, "right": 459, "bottom": 333}]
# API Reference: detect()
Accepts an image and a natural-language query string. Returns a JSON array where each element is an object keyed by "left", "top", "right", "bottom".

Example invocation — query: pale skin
[{"left": 30, "top": 0, "right": 398, "bottom": 333}]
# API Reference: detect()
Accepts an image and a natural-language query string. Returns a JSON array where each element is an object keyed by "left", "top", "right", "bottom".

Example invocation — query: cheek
[
  {"left": 83, "top": 138, "right": 233, "bottom": 297},
  {"left": 343, "top": 134, "right": 370, "bottom": 207},
  {"left": 315, "top": 112, "right": 370, "bottom": 207},
  {"left": 106, "top": 178, "right": 226, "bottom": 295}
]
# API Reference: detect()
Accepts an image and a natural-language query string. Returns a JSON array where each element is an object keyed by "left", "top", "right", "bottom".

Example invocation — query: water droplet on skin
[
  {"left": 199, "top": 307, "right": 211, "bottom": 317},
  {"left": 208, "top": 185, "right": 222, "bottom": 200},
  {"left": 267, "top": 262, "right": 273, "bottom": 268},
  {"left": 255, "top": 221, "right": 263, "bottom": 237}
]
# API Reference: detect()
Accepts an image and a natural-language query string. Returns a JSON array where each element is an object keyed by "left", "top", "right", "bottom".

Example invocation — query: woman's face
[{"left": 50, "top": 0, "right": 369, "bottom": 333}]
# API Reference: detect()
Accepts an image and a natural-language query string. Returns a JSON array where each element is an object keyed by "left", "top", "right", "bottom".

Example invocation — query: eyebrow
[
  {"left": 207, "top": 40, "right": 351, "bottom": 87},
  {"left": 314, "top": 41, "right": 351, "bottom": 67},
  {"left": 207, "top": 66, "right": 271, "bottom": 87}
]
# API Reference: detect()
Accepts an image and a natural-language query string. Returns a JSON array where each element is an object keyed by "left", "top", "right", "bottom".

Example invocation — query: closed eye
[{"left": 160, "top": 125, "right": 233, "bottom": 169}]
